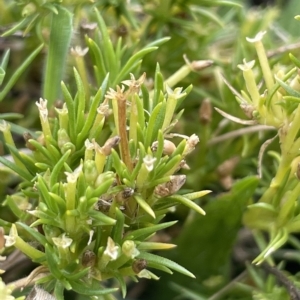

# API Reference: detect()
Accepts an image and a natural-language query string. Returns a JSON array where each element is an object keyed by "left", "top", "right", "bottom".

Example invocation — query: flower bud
[
  {"left": 43, "top": 225, "right": 62, "bottom": 245},
  {"left": 122, "top": 240, "right": 140, "bottom": 258},
  {"left": 84, "top": 160, "right": 98, "bottom": 186},
  {"left": 52, "top": 233, "right": 72, "bottom": 249},
  {"left": 94, "top": 171, "right": 115, "bottom": 188},
  {"left": 61, "top": 142, "right": 76, "bottom": 154},
  {"left": 57, "top": 129, "right": 71, "bottom": 150},
  {"left": 22, "top": 3, "right": 36, "bottom": 17}
]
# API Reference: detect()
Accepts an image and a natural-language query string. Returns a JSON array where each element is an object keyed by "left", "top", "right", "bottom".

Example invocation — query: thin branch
[
  {"left": 208, "top": 270, "right": 247, "bottom": 300},
  {"left": 208, "top": 125, "right": 276, "bottom": 146},
  {"left": 215, "top": 107, "right": 258, "bottom": 125},
  {"left": 259, "top": 263, "right": 300, "bottom": 300},
  {"left": 267, "top": 41, "right": 300, "bottom": 58}
]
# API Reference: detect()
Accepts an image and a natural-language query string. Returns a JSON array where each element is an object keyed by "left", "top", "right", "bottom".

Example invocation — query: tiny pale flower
[
  {"left": 143, "top": 155, "right": 157, "bottom": 172},
  {"left": 52, "top": 233, "right": 72, "bottom": 249},
  {"left": 137, "top": 269, "right": 152, "bottom": 279},
  {"left": 35, "top": 98, "right": 48, "bottom": 121},
  {"left": 87, "top": 230, "right": 94, "bottom": 246},
  {"left": 97, "top": 102, "right": 110, "bottom": 116},
  {"left": 0, "top": 120, "right": 10, "bottom": 132},
  {"left": 65, "top": 163, "right": 83, "bottom": 184},
  {"left": 237, "top": 59, "right": 255, "bottom": 72},
  {"left": 122, "top": 73, "right": 146, "bottom": 94},
  {"left": 54, "top": 103, "right": 68, "bottom": 116},
  {"left": 4, "top": 225, "right": 18, "bottom": 247},
  {"left": 85, "top": 139, "right": 95, "bottom": 151},
  {"left": 246, "top": 31, "right": 267, "bottom": 43},
  {"left": 70, "top": 46, "right": 89, "bottom": 57},
  {"left": 106, "top": 85, "right": 126, "bottom": 101},
  {"left": 166, "top": 85, "right": 184, "bottom": 100},
  {"left": 104, "top": 237, "right": 119, "bottom": 261}
]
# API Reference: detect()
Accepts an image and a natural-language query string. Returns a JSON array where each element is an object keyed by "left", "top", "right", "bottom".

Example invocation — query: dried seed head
[
  {"left": 199, "top": 99, "right": 212, "bottom": 125},
  {"left": 94, "top": 197, "right": 113, "bottom": 212},
  {"left": 82, "top": 250, "right": 96, "bottom": 267},
  {"left": 179, "top": 160, "right": 190, "bottom": 170},
  {"left": 167, "top": 175, "right": 186, "bottom": 194},
  {"left": 122, "top": 187, "right": 134, "bottom": 199},
  {"left": 183, "top": 134, "right": 199, "bottom": 155},
  {"left": 154, "top": 184, "right": 170, "bottom": 197},
  {"left": 23, "top": 132, "right": 36, "bottom": 151},
  {"left": 101, "top": 136, "right": 121, "bottom": 156},
  {"left": 240, "top": 103, "right": 256, "bottom": 119},
  {"left": 132, "top": 259, "right": 147, "bottom": 274},
  {"left": 155, "top": 175, "right": 186, "bottom": 197}
]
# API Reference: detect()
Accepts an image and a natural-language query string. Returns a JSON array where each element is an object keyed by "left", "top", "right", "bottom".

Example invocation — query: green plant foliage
[{"left": 1, "top": 0, "right": 300, "bottom": 299}]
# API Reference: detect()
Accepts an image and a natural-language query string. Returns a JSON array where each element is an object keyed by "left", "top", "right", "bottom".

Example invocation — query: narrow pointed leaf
[
  {"left": 134, "top": 195, "right": 155, "bottom": 219},
  {"left": 17, "top": 222, "right": 47, "bottom": 246},
  {"left": 0, "top": 156, "right": 32, "bottom": 181},
  {"left": 168, "top": 195, "right": 206, "bottom": 215},
  {"left": 0, "top": 44, "right": 44, "bottom": 101},
  {"left": 138, "top": 252, "right": 195, "bottom": 278},
  {"left": 71, "top": 280, "right": 118, "bottom": 296},
  {"left": 125, "top": 221, "right": 177, "bottom": 240}
]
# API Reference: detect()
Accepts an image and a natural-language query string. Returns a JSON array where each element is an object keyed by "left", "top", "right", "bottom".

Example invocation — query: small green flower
[
  {"left": 52, "top": 233, "right": 72, "bottom": 249},
  {"left": 122, "top": 240, "right": 140, "bottom": 259}
]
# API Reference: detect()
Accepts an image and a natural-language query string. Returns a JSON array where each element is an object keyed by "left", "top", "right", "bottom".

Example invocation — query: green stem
[
  {"left": 208, "top": 271, "right": 247, "bottom": 300},
  {"left": 165, "top": 65, "right": 191, "bottom": 88},
  {"left": 43, "top": 5, "right": 73, "bottom": 107},
  {"left": 15, "top": 236, "right": 44, "bottom": 261}
]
